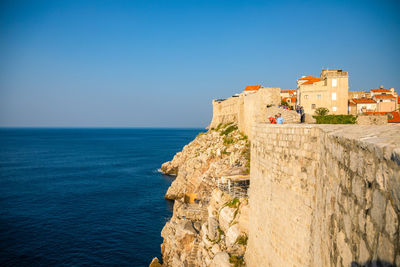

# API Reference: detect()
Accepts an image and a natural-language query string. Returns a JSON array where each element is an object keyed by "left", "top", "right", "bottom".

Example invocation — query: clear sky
[{"left": 1, "top": 0, "right": 399, "bottom": 127}]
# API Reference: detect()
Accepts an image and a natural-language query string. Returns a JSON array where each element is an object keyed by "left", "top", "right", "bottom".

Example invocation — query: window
[
  {"left": 304, "top": 95, "right": 309, "bottom": 99},
  {"left": 312, "top": 104, "right": 316, "bottom": 109},
  {"left": 332, "top": 106, "right": 337, "bottom": 112},
  {"left": 317, "top": 94, "right": 321, "bottom": 99},
  {"left": 332, "top": 92, "right": 337, "bottom": 100},
  {"left": 332, "top": 79, "right": 337, "bottom": 87}
]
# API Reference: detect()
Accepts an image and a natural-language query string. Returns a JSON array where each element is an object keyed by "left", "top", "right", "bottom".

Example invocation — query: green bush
[
  {"left": 229, "top": 255, "right": 245, "bottom": 267},
  {"left": 225, "top": 198, "right": 240, "bottom": 208},
  {"left": 236, "top": 234, "right": 248, "bottom": 245},
  {"left": 220, "top": 124, "right": 238, "bottom": 136},
  {"left": 314, "top": 107, "right": 329, "bottom": 116},
  {"left": 196, "top": 132, "right": 206, "bottom": 138},
  {"left": 314, "top": 115, "right": 357, "bottom": 124},
  {"left": 223, "top": 136, "right": 235, "bottom": 145}
]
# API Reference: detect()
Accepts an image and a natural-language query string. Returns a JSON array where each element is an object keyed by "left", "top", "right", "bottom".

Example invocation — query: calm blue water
[{"left": 0, "top": 128, "right": 201, "bottom": 267}]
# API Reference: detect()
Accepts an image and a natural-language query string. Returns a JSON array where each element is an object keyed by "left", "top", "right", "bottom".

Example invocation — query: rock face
[
  {"left": 156, "top": 123, "right": 250, "bottom": 267},
  {"left": 162, "top": 123, "right": 250, "bottom": 200}
]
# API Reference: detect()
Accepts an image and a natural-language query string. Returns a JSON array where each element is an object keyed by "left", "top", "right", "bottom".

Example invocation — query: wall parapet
[{"left": 246, "top": 124, "right": 400, "bottom": 267}]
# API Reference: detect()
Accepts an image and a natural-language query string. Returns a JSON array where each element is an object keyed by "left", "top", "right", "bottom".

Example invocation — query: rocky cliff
[{"left": 152, "top": 123, "right": 250, "bottom": 267}]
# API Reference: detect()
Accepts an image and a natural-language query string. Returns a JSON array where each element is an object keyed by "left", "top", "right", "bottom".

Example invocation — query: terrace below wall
[{"left": 246, "top": 124, "right": 400, "bottom": 267}]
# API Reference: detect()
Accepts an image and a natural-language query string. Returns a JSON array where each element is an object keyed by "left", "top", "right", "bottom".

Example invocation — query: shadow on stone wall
[{"left": 351, "top": 260, "right": 397, "bottom": 267}]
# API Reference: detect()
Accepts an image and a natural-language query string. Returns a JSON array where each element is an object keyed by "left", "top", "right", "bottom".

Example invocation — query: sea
[{"left": 0, "top": 128, "right": 202, "bottom": 267}]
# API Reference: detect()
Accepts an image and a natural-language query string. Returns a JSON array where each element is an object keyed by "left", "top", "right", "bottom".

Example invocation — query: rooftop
[
  {"left": 244, "top": 85, "right": 261, "bottom": 91},
  {"left": 374, "top": 94, "right": 396, "bottom": 99},
  {"left": 371, "top": 88, "right": 391, "bottom": 93},
  {"left": 297, "top": 76, "right": 320, "bottom": 81},
  {"left": 352, "top": 98, "right": 376, "bottom": 104},
  {"left": 302, "top": 79, "right": 321, "bottom": 85}
]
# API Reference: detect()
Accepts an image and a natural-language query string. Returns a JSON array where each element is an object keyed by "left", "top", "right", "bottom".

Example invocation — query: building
[
  {"left": 348, "top": 90, "right": 370, "bottom": 99},
  {"left": 350, "top": 98, "right": 377, "bottom": 114},
  {"left": 297, "top": 69, "right": 348, "bottom": 115},
  {"left": 280, "top": 89, "right": 296, "bottom": 108},
  {"left": 243, "top": 85, "right": 261, "bottom": 96},
  {"left": 349, "top": 85, "right": 400, "bottom": 121},
  {"left": 370, "top": 86, "right": 398, "bottom": 112}
]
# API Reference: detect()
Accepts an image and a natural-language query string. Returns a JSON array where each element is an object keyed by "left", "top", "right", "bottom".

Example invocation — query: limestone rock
[
  {"left": 207, "top": 217, "right": 219, "bottom": 241},
  {"left": 210, "top": 252, "right": 231, "bottom": 267},
  {"left": 219, "top": 206, "right": 236, "bottom": 232},
  {"left": 225, "top": 224, "right": 242, "bottom": 248},
  {"left": 237, "top": 204, "right": 249, "bottom": 234},
  {"left": 149, "top": 257, "right": 162, "bottom": 267}
]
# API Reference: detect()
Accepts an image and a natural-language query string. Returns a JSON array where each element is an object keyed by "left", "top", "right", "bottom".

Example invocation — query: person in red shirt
[{"left": 269, "top": 116, "right": 277, "bottom": 124}]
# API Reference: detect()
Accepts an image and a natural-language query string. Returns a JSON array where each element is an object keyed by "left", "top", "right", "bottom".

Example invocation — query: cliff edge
[{"left": 155, "top": 123, "right": 250, "bottom": 267}]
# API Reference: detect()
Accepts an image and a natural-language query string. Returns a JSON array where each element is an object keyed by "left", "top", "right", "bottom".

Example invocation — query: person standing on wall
[
  {"left": 276, "top": 113, "right": 284, "bottom": 124},
  {"left": 300, "top": 107, "right": 305, "bottom": 123}
]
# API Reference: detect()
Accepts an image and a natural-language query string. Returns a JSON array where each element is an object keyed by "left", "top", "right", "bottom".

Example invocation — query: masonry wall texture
[
  {"left": 246, "top": 124, "right": 400, "bottom": 267},
  {"left": 356, "top": 115, "right": 388, "bottom": 125},
  {"left": 209, "top": 87, "right": 288, "bottom": 138}
]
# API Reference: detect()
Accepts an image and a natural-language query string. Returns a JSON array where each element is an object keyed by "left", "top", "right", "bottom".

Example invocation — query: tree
[
  {"left": 314, "top": 107, "right": 329, "bottom": 116},
  {"left": 281, "top": 99, "right": 289, "bottom": 107}
]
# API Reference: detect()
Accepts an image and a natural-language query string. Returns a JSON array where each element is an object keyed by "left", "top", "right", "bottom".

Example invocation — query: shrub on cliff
[
  {"left": 229, "top": 255, "right": 245, "bottom": 267},
  {"left": 220, "top": 124, "right": 238, "bottom": 136},
  {"left": 314, "top": 115, "right": 357, "bottom": 124},
  {"left": 236, "top": 234, "right": 248, "bottom": 245}
]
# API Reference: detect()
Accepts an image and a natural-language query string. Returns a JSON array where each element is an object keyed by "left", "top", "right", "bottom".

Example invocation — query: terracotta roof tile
[
  {"left": 282, "top": 96, "right": 296, "bottom": 103},
  {"left": 374, "top": 94, "right": 396, "bottom": 99},
  {"left": 371, "top": 88, "right": 391, "bottom": 93},
  {"left": 352, "top": 98, "right": 376, "bottom": 104},
  {"left": 298, "top": 76, "right": 320, "bottom": 81},
  {"left": 244, "top": 85, "right": 261, "bottom": 91},
  {"left": 281, "top": 90, "right": 296, "bottom": 94},
  {"left": 301, "top": 80, "right": 320, "bottom": 85}
]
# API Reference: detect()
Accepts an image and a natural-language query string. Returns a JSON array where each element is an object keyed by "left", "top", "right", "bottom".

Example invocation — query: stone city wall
[
  {"left": 357, "top": 115, "right": 388, "bottom": 125},
  {"left": 209, "top": 87, "right": 281, "bottom": 138},
  {"left": 209, "top": 97, "right": 241, "bottom": 129},
  {"left": 246, "top": 124, "right": 400, "bottom": 267}
]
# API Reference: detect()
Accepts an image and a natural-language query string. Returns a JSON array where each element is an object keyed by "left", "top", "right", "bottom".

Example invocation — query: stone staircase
[{"left": 187, "top": 238, "right": 200, "bottom": 267}]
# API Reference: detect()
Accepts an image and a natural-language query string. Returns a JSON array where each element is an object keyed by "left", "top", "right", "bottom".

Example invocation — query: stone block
[
  {"left": 371, "top": 190, "right": 386, "bottom": 230},
  {"left": 377, "top": 235, "right": 394, "bottom": 263},
  {"left": 337, "top": 231, "right": 353, "bottom": 266},
  {"left": 384, "top": 202, "right": 398, "bottom": 239}
]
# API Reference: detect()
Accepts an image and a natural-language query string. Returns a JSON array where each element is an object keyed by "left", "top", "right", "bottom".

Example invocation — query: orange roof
[
  {"left": 282, "top": 96, "right": 296, "bottom": 103},
  {"left": 398, "top": 96, "right": 400, "bottom": 104},
  {"left": 371, "top": 88, "right": 391, "bottom": 93},
  {"left": 298, "top": 76, "right": 320, "bottom": 81},
  {"left": 281, "top": 90, "right": 296, "bottom": 94},
  {"left": 363, "top": 111, "right": 400, "bottom": 123},
  {"left": 352, "top": 98, "right": 376, "bottom": 104},
  {"left": 348, "top": 101, "right": 356, "bottom": 106},
  {"left": 244, "top": 85, "right": 261, "bottom": 91},
  {"left": 302, "top": 79, "right": 320, "bottom": 85},
  {"left": 374, "top": 94, "right": 396, "bottom": 99}
]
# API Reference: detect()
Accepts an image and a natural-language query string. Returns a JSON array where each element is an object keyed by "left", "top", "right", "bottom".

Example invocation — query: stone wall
[
  {"left": 209, "top": 97, "right": 241, "bottom": 129},
  {"left": 357, "top": 115, "right": 388, "bottom": 125},
  {"left": 209, "top": 87, "right": 281, "bottom": 138},
  {"left": 246, "top": 124, "right": 400, "bottom": 267}
]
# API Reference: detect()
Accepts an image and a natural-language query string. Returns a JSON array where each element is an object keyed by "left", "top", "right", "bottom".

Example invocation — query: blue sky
[{"left": 1, "top": 0, "right": 399, "bottom": 127}]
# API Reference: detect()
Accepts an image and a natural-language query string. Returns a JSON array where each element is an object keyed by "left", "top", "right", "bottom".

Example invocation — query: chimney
[{"left": 379, "top": 85, "right": 383, "bottom": 89}]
